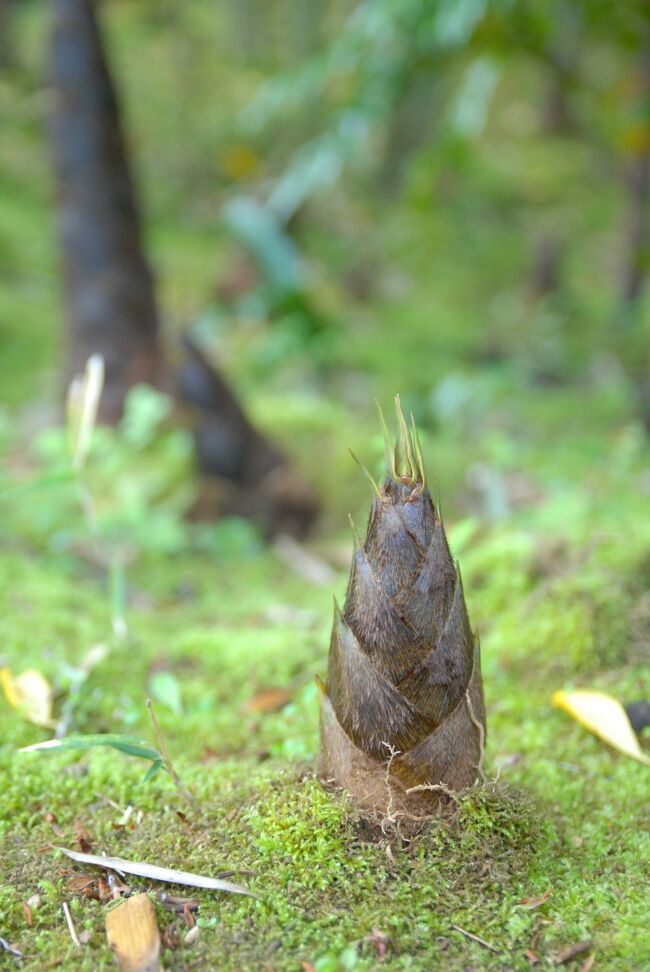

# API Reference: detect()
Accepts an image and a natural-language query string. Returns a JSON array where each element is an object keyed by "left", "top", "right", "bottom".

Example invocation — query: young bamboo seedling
[{"left": 319, "top": 397, "right": 486, "bottom": 816}]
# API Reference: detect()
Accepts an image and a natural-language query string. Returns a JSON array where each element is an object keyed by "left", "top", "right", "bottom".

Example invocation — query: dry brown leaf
[
  {"left": 69, "top": 873, "right": 116, "bottom": 903},
  {"left": 75, "top": 821, "right": 93, "bottom": 853},
  {"left": 175, "top": 810, "right": 194, "bottom": 830},
  {"left": 243, "top": 687, "right": 291, "bottom": 714},
  {"left": 44, "top": 812, "right": 64, "bottom": 837},
  {"left": 556, "top": 941, "right": 593, "bottom": 965},
  {"left": 182, "top": 904, "right": 195, "bottom": 929},
  {"left": 69, "top": 875, "right": 96, "bottom": 893},
  {"left": 106, "top": 893, "right": 160, "bottom": 972},
  {"left": 100, "top": 877, "right": 117, "bottom": 902},
  {"left": 517, "top": 888, "right": 553, "bottom": 910},
  {"left": 160, "top": 923, "right": 180, "bottom": 952},
  {"left": 22, "top": 901, "right": 32, "bottom": 927}
]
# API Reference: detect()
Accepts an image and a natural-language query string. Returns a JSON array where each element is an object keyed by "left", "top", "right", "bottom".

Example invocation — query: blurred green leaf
[
  {"left": 141, "top": 758, "right": 164, "bottom": 784},
  {"left": 149, "top": 671, "right": 183, "bottom": 717},
  {"left": 222, "top": 195, "right": 304, "bottom": 297},
  {"left": 19, "top": 734, "right": 163, "bottom": 765},
  {"left": 121, "top": 385, "right": 174, "bottom": 450}
]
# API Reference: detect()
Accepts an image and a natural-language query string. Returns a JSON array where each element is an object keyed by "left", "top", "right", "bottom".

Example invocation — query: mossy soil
[
  {"left": 1, "top": 479, "right": 649, "bottom": 972},
  {"left": 2, "top": 4, "right": 650, "bottom": 969}
]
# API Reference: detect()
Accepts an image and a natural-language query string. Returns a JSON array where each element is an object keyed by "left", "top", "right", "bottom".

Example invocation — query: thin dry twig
[
  {"left": 145, "top": 699, "right": 195, "bottom": 805},
  {"left": 451, "top": 924, "right": 499, "bottom": 954},
  {"left": 62, "top": 901, "right": 81, "bottom": 948}
]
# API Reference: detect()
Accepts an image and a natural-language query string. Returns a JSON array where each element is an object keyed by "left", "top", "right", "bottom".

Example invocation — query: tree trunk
[
  {"left": 49, "top": 0, "right": 164, "bottom": 424},
  {"left": 542, "top": 46, "right": 576, "bottom": 136},
  {"left": 620, "top": 36, "right": 650, "bottom": 431},
  {"left": 528, "top": 232, "right": 563, "bottom": 303},
  {"left": 0, "top": 0, "right": 16, "bottom": 71},
  {"left": 621, "top": 41, "right": 650, "bottom": 307},
  {"left": 622, "top": 148, "right": 650, "bottom": 307},
  {"left": 48, "top": 0, "right": 319, "bottom": 534},
  {"left": 178, "top": 338, "right": 318, "bottom": 538}
]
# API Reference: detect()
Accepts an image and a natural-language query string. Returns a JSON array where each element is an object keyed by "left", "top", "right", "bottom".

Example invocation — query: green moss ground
[
  {"left": 1, "top": 438, "right": 649, "bottom": 970},
  {"left": 1, "top": 3, "right": 650, "bottom": 969}
]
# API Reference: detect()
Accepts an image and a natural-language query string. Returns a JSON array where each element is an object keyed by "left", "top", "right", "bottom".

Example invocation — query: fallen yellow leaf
[
  {"left": 106, "top": 893, "right": 160, "bottom": 972},
  {"left": 552, "top": 689, "right": 650, "bottom": 766},
  {"left": 1, "top": 667, "right": 55, "bottom": 728}
]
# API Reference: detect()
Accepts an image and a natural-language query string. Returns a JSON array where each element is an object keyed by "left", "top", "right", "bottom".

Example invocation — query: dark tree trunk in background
[
  {"left": 527, "top": 32, "right": 578, "bottom": 304},
  {"left": 620, "top": 36, "right": 650, "bottom": 431},
  {"left": 49, "top": 0, "right": 164, "bottom": 423},
  {"left": 622, "top": 148, "right": 650, "bottom": 307},
  {"left": 621, "top": 39, "right": 650, "bottom": 308},
  {"left": 178, "top": 339, "right": 318, "bottom": 537},
  {"left": 528, "top": 232, "right": 563, "bottom": 303},
  {"left": 527, "top": 4, "right": 580, "bottom": 305},
  {"left": 48, "top": 0, "right": 318, "bottom": 534},
  {"left": 542, "top": 47, "right": 576, "bottom": 136},
  {"left": 0, "top": 0, "right": 16, "bottom": 70}
]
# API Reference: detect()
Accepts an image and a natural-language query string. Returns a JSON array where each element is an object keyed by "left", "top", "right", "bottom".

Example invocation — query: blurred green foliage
[{"left": 2, "top": 385, "right": 194, "bottom": 557}]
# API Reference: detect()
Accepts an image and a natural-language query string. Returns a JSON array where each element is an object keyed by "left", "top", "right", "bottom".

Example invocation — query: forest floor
[
  {"left": 1, "top": 390, "right": 649, "bottom": 972},
  {"left": 1, "top": 5, "right": 650, "bottom": 970}
]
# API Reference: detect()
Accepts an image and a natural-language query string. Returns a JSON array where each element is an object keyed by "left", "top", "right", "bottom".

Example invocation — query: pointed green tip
[
  {"left": 314, "top": 674, "right": 328, "bottom": 697},
  {"left": 352, "top": 398, "right": 427, "bottom": 493},
  {"left": 348, "top": 449, "right": 381, "bottom": 498},
  {"left": 379, "top": 395, "right": 426, "bottom": 486},
  {"left": 375, "top": 399, "right": 396, "bottom": 479},
  {"left": 347, "top": 513, "right": 363, "bottom": 549}
]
